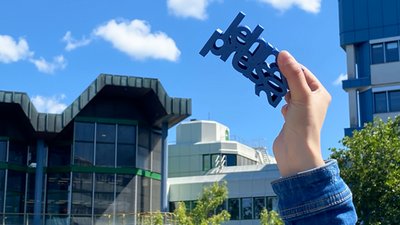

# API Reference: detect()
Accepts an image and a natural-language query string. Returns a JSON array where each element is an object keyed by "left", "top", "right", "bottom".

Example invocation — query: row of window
[
  {"left": 0, "top": 169, "right": 159, "bottom": 225},
  {"left": 169, "top": 196, "right": 278, "bottom": 221},
  {"left": 371, "top": 40, "right": 400, "bottom": 64},
  {"left": 202, "top": 153, "right": 257, "bottom": 171},
  {"left": 374, "top": 90, "right": 400, "bottom": 113},
  {"left": 73, "top": 122, "right": 137, "bottom": 168},
  {"left": 0, "top": 122, "right": 139, "bottom": 169},
  {"left": 0, "top": 140, "right": 29, "bottom": 165}
]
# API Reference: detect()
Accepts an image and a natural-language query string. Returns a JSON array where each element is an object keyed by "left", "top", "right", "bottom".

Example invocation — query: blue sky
[{"left": 0, "top": 0, "right": 348, "bottom": 159}]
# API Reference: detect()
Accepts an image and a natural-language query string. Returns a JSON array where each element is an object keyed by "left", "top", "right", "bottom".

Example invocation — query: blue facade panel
[
  {"left": 355, "top": 42, "right": 371, "bottom": 79},
  {"left": 339, "top": 0, "right": 400, "bottom": 46},
  {"left": 383, "top": 0, "right": 398, "bottom": 25},
  {"left": 368, "top": 0, "right": 383, "bottom": 28},
  {"left": 354, "top": 0, "right": 368, "bottom": 30},
  {"left": 359, "top": 90, "right": 373, "bottom": 126}
]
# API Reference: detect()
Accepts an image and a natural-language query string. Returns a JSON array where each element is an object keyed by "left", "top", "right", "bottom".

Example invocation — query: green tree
[
  {"left": 140, "top": 211, "right": 166, "bottom": 225},
  {"left": 173, "top": 182, "right": 230, "bottom": 225},
  {"left": 260, "top": 208, "right": 283, "bottom": 225},
  {"left": 330, "top": 117, "right": 400, "bottom": 225}
]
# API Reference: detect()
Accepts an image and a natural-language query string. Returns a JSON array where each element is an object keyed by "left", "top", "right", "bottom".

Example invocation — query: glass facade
[{"left": 0, "top": 119, "right": 163, "bottom": 225}]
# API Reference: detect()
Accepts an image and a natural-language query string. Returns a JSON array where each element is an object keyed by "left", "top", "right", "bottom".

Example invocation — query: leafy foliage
[
  {"left": 330, "top": 117, "right": 400, "bottom": 225},
  {"left": 173, "top": 181, "right": 231, "bottom": 225},
  {"left": 140, "top": 211, "right": 164, "bottom": 225},
  {"left": 260, "top": 208, "right": 284, "bottom": 225}
]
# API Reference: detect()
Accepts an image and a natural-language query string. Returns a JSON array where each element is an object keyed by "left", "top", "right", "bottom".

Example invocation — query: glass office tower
[
  {"left": 339, "top": 0, "right": 400, "bottom": 135},
  {"left": 0, "top": 74, "right": 191, "bottom": 225}
]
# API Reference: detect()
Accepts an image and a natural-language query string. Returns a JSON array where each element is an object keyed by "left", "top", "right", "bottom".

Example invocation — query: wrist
[{"left": 275, "top": 136, "right": 325, "bottom": 177}]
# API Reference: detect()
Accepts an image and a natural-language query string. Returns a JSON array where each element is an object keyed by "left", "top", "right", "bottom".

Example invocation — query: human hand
[{"left": 273, "top": 51, "right": 331, "bottom": 177}]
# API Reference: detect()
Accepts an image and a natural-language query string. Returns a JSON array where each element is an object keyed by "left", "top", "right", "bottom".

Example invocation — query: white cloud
[
  {"left": 258, "top": 0, "right": 321, "bottom": 13},
  {"left": 31, "top": 94, "right": 67, "bottom": 114},
  {"left": 167, "top": 0, "right": 209, "bottom": 20},
  {"left": 94, "top": 19, "right": 180, "bottom": 61},
  {"left": 30, "top": 55, "right": 67, "bottom": 74},
  {"left": 333, "top": 73, "right": 347, "bottom": 86},
  {"left": 0, "top": 35, "right": 33, "bottom": 63},
  {"left": 62, "top": 31, "right": 91, "bottom": 51}
]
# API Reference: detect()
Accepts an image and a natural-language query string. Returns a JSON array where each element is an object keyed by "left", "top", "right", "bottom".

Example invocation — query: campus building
[
  {"left": 339, "top": 0, "right": 400, "bottom": 135},
  {"left": 0, "top": 74, "right": 191, "bottom": 225},
  {"left": 168, "top": 120, "right": 280, "bottom": 225}
]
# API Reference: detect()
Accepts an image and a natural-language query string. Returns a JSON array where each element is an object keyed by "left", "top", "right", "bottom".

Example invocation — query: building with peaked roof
[
  {"left": 339, "top": 0, "right": 400, "bottom": 135},
  {"left": 0, "top": 74, "right": 191, "bottom": 225}
]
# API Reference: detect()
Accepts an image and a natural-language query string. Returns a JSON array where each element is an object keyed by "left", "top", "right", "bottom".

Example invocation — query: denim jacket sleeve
[{"left": 271, "top": 160, "right": 357, "bottom": 225}]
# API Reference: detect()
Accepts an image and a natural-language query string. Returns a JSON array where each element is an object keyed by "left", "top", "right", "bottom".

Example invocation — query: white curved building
[{"left": 168, "top": 120, "right": 280, "bottom": 224}]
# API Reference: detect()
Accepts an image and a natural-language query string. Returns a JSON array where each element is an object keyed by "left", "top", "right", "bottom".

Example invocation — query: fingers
[
  {"left": 278, "top": 51, "right": 310, "bottom": 99},
  {"left": 300, "top": 64, "right": 322, "bottom": 92},
  {"left": 281, "top": 104, "right": 288, "bottom": 118}
]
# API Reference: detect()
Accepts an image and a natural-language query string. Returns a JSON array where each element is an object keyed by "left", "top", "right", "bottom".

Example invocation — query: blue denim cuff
[{"left": 271, "top": 159, "right": 353, "bottom": 221}]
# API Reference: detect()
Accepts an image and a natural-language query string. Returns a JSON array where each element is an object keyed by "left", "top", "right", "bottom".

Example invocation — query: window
[
  {"left": 386, "top": 41, "right": 399, "bottom": 62},
  {"left": 137, "top": 126, "right": 151, "bottom": 170},
  {"left": 371, "top": 43, "right": 384, "bottom": 64},
  {"left": 5, "top": 170, "right": 26, "bottom": 213},
  {"left": 137, "top": 176, "right": 150, "bottom": 212},
  {"left": 203, "top": 155, "right": 211, "bottom": 171},
  {"left": 0, "top": 141, "right": 6, "bottom": 162},
  {"left": 228, "top": 198, "right": 240, "bottom": 220},
  {"left": 151, "top": 131, "right": 162, "bottom": 173},
  {"left": 215, "top": 200, "right": 227, "bottom": 214},
  {"left": 151, "top": 180, "right": 161, "bottom": 211},
  {"left": 75, "top": 122, "right": 95, "bottom": 142},
  {"left": 241, "top": 198, "right": 253, "bottom": 220},
  {"left": 253, "top": 197, "right": 265, "bottom": 219},
  {"left": 46, "top": 173, "right": 70, "bottom": 214},
  {"left": 0, "top": 170, "right": 5, "bottom": 213},
  {"left": 203, "top": 153, "right": 239, "bottom": 171},
  {"left": 226, "top": 154, "right": 237, "bottom": 166},
  {"left": 371, "top": 40, "right": 400, "bottom": 64},
  {"left": 96, "top": 143, "right": 115, "bottom": 167},
  {"left": 267, "top": 196, "right": 278, "bottom": 211},
  {"left": 96, "top": 124, "right": 116, "bottom": 167},
  {"left": 74, "top": 122, "right": 95, "bottom": 166},
  {"left": 94, "top": 174, "right": 115, "bottom": 215},
  {"left": 8, "top": 142, "right": 27, "bottom": 165},
  {"left": 115, "top": 174, "right": 135, "bottom": 213},
  {"left": 389, "top": 90, "right": 400, "bottom": 112},
  {"left": 74, "top": 142, "right": 94, "bottom": 166},
  {"left": 374, "top": 92, "right": 388, "bottom": 113},
  {"left": 71, "top": 173, "right": 92, "bottom": 215},
  {"left": 48, "top": 145, "right": 71, "bottom": 166},
  {"left": 374, "top": 90, "right": 400, "bottom": 113},
  {"left": 74, "top": 122, "right": 138, "bottom": 168}
]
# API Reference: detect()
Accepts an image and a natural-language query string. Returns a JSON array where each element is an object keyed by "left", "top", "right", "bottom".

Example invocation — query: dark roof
[{"left": 0, "top": 74, "right": 191, "bottom": 133}]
